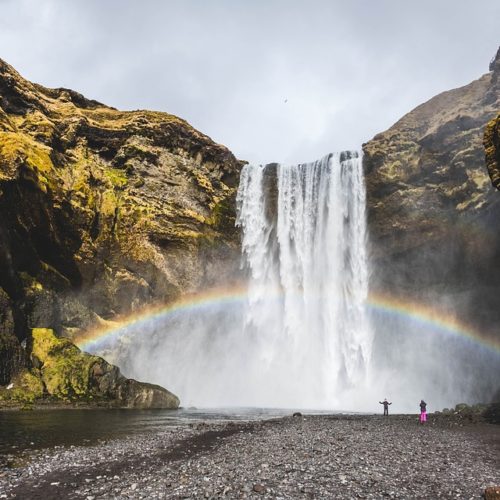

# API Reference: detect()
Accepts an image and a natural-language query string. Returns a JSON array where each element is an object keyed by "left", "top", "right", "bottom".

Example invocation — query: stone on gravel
[{"left": 485, "top": 486, "right": 500, "bottom": 500}]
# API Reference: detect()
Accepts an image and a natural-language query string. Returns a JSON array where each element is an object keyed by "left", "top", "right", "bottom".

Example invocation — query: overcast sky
[{"left": 1, "top": 0, "right": 499, "bottom": 164}]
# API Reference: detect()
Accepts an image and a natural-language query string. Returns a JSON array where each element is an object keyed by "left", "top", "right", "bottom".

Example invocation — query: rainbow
[
  {"left": 368, "top": 292, "right": 500, "bottom": 353},
  {"left": 76, "top": 284, "right": 251, "bottom": 351},
  {"left": 75, "top": 286, "right": 500, "bottom": 354}
]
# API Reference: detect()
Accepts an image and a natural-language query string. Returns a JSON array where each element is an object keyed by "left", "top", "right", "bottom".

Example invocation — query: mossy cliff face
[
  {"left": 484, "top": 112, "right": 500, "bottom": 189},
  {"left": 363, "top": 46, "right": 500, "bottom": 330},
  {"left": 0, "top": 58, "right": 243, "bottom": 397},
  {"left": 0, "top": 328, "right": 179, "bottom": 408}
]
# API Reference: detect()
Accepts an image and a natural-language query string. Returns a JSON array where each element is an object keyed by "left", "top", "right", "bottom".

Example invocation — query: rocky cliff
[
  {"left": 0, "top": 58, "right": 243, "bottom": 405},
  {"left": 484, "top": 112, "right": 500, "bottom": 189},
  {"left": 363, "top": 47, "right": 500, "bottom": 333},
  {"left": 484, "top": 47, "right": 500, "bottom": 190}
]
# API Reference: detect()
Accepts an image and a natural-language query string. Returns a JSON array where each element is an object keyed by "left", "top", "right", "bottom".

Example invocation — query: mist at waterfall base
[{"left": 91, "top": 152, "right": 500, "bottom": 413}]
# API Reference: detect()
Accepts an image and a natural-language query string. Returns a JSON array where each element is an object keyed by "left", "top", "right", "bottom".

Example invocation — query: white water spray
[
  {"left": 101, "top": 152, "right": 374, "bottom": 409},
  {"left": 92, "top": 151, "right": 500, "bottom": 411},
  {"left": 235, "top": 152, "right": 372, "bottom": 408}
]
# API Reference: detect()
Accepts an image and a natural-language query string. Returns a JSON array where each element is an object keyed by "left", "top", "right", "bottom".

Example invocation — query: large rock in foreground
[
  {"left": 0, "top": 328, "right": 179, "bottom": 408},
  {"left": 115, "top": 379, "right": 179, "bottom": 409}
]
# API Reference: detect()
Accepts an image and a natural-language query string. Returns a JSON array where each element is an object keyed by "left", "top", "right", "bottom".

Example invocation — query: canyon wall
[
  {"left": 0, "top": 58, "right": 243, "bottom": 403},
  {"left": 363, "top": 47, "right": 500, "bottom": 339}
]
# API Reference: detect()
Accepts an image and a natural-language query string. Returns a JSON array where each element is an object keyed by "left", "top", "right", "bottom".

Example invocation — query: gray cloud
[{"left": 0, "top": 0, "right": 498, "bottom": 164}]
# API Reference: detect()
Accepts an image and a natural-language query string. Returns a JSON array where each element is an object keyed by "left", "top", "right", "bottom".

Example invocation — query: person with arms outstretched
[{"left": 379, "top": 398, "right": 392, "bottom": 416}]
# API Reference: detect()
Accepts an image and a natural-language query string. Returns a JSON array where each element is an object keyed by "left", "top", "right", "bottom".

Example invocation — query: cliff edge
[{"left": 0, "top": 58, "right": 243, "bottom": 406}]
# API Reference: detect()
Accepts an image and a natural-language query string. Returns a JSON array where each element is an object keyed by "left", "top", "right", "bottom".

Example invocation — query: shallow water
[{"left": 0, "top": 407, "right": 335, "bottom": 455}]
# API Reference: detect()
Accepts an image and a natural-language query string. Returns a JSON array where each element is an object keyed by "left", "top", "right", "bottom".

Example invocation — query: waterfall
[
  {"left": 92, "top": 151, "right": 500, "bottom": 411},
  {"left": 235, "top": 152, "right": 372, "bottom": 408},
  {"left": 98, "top": 151, "right": 373, "bottom": 409}
]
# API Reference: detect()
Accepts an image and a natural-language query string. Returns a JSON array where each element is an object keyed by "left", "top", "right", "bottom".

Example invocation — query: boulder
[
  {"left": 29, "top": 328, "right": 179, "bottom": 408},
  {"left": 484, "top": 486, "right": 500, "bottom": 500},
  {"left": 115, "top": 379, "right": 179, "bottom": 409}
]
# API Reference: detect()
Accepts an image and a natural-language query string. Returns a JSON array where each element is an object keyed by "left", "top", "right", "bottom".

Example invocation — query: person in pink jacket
[{"left": 419, "top": 400, "right": 427, "bottom": 423}]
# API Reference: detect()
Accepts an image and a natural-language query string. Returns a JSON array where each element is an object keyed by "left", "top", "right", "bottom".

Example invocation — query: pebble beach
[{"left": 1, "top": 414, "right": 499, "bottom": 499}]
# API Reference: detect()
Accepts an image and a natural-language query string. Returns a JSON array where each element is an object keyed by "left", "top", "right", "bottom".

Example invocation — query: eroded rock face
[
  {"left": 484, "top": 112, "right": 500, "bottom": 189},
  {"left": 0, "top": 58, "right": 244, "bottom": 389},
  {"left": 115, "top": 379, "right": 180, "bottom": 409},
  {"left": 363, "top": 47, "right": 500, "bottom": 331}
]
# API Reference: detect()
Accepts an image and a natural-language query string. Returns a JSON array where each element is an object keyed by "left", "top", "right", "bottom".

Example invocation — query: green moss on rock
[
  {"left": 0, "top": 131, "right": 54, "bottom": 190},
  {"left": 31, "top": 327, "right": 100, "bottom": 399},
  {"left": 0, "top": 368, "right": 44, "bottom": 405},
  {"left": 0, "top": 57, "right": 241, "bottom": 404},
  {"left": 26, "top": 328, "right": 180, "bottom": 408}
]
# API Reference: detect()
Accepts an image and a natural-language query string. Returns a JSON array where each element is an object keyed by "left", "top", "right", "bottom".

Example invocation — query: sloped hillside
[{"left": 363, "top": 47, "right": 500, "bottom": 334}]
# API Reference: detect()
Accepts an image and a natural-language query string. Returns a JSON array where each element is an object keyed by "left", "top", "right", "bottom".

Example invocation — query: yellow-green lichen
[
  {"left": 194, "top": 172, "right": 214, "bottom": 192},
  {"left": 181, "top": 207, "right": 207, "bottom": 224},
  {"left": 105, "top": 168, "right": 128, "bottom": 188},
  {"left": 18, "top": 110, "right": 56, "bottom": 142},
  {"left": 0, "top": 131, "right": 54, "bottom": 187},
  {"left": 0, "top": 369, "right": 44, "bottom": 405},
  {"left": 99, "top": 189, "right": 120, "bottom": 217},
  {"left": 31, "top": 328, "right": 99, "bottom": 399}
]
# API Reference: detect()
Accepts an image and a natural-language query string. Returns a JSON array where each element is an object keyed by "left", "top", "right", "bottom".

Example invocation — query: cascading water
[
  {"left": 89, "top": 150, "right": 500, "bottom": 411},
  {"left": 97, "top": 151, "right": 374, "bottom": 409},
  {"left": 235, "top": 152, "right": 372, "bottom": 408}
]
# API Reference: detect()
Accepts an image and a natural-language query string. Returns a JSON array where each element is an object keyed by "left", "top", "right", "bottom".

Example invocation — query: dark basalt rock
[{"left": 0, "top": 57, "right": 244, "bottom": 404}]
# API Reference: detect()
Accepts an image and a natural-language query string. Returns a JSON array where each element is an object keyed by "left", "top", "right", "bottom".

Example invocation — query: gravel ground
[{"left": 0, "top": 414, "right": 499, "bottom": 499}]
